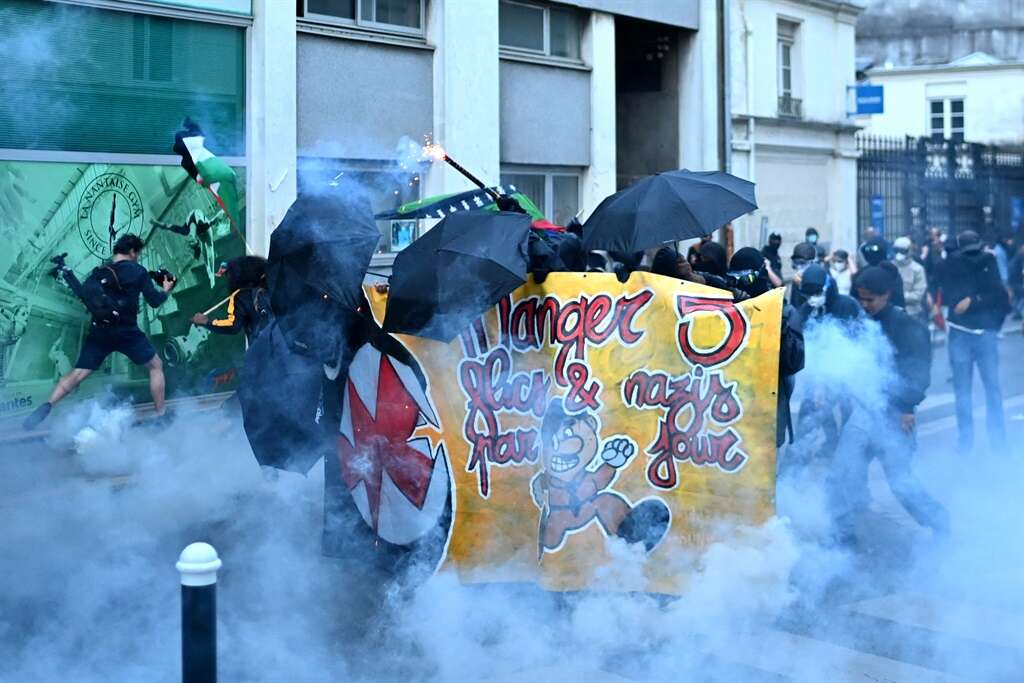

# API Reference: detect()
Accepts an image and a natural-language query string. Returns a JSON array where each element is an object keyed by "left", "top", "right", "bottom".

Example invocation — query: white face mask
[
  {"left": 831, "top": 261, "right": 847, "bottom": 272},
  {"left": 894, "top": 252, "right": 908, "bottom": 263},
  {"left": 808, "top": 293, "right": 826, "bottom": 309}
]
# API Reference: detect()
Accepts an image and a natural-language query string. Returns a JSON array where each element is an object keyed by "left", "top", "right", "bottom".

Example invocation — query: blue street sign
[
  {"left": 870, "top": 195, "right": 885, "bottom": 236},
  {"left": 855, "top": 84, "right": 884, "bottom": 115}
]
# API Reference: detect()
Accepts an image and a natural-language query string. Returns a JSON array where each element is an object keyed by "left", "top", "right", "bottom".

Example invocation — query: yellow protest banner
[{"left": 343, "top": 273, "right": 782, "bottom": 595}]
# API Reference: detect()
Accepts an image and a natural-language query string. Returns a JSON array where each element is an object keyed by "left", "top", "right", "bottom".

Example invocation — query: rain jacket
[
  {"left": 895, "top": 257, "right": 928, "bottom": 317},
  {"left": 942, "top": 247, "right": 1010, "bottom": 332},
  {"left": 205, "top": 287, "right": 272, "bottom": 343},
  {"left": 874, "top": 304, "right": 931, "bottom": 414}
]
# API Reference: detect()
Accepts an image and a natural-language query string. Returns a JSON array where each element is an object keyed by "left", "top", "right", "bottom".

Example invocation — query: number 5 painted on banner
[{"left": 675, "top": 296, "right": 749, "bottom": 368}]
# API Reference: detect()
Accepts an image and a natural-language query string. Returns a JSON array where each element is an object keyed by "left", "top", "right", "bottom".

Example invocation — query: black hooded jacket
[
  {"left": 873, "top": 304, "right": 932, "bottom": 414},
  {"left": 942, "top": 247, "right": 1010, "bottom": 331}
]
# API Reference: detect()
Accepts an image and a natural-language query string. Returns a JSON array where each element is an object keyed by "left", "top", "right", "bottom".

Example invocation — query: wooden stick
[{"left": 203, "top": 294, "right": 232, "bottom": 316}]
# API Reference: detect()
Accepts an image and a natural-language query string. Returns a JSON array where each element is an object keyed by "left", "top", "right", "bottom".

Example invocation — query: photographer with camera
[{"left": 23, "top": 234, "right": 176, "bottom": 430}]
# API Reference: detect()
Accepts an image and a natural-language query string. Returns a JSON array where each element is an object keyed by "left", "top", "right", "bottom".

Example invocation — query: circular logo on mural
[{"left": 77, "top": 173, "right": 144, "bottom": 259}]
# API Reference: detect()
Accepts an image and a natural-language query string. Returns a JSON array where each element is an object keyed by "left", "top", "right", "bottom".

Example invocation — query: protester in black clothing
[
  {"left": 762, "top": 232, "right": 783, "bottom": 275},
  {"left": 693, "top": 240, "right": 728, "bottom": 278},
  {"left": 191, "top": 256, "right": 272, "bottom": 344},
  {"left": 792, "top": 263, "right": 861, "bottom": 329},
  {"left": 788, "top": 242, "right": 817, "bottom": 308},
  {"left": 827, "top": 266, "right": 949, "bottom": 544},
  {"left": 23, "top": 235, "right": 176, "bottom": 430},
  {"left": 858, "top": 237, "right": 905, "bottom": 307},
  {"left": 729, "top": 247, "right": 804, "bottom": 447},
  {"left": 686, "top": 234, "right": 713, "bottom": 269},
  {"left": 789, "top": 264, "right": 860, "bottom": 469},
  {"left": 941, "top": 230, "right": 1010, "bottom": 453}
]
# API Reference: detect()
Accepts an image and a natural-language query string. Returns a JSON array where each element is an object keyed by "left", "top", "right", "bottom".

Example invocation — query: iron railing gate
[{"left": 857, "top": 134, "right": 1024, "bottom": 243}]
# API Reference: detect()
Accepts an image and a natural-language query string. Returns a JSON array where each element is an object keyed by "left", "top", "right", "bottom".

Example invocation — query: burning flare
[{"left": 423, "top": 143, "right": 447, "bottom": 163}]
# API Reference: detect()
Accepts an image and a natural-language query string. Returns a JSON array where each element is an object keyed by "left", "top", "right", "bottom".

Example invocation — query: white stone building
[
  {"left": 856, "top": 52, "right": 1024, "bottom": 146},
  {"left": 728, "top": 0, "right": 863, "bottom": 263}
]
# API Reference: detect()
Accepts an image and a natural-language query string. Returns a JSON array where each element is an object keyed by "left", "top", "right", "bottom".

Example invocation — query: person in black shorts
[{"left": 23, "top": 235, "right": 176, "bottom": 429}]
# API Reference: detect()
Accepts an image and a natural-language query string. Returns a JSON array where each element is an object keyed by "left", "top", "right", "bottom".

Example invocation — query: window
[
  {"left": 0, "top": 0, "right": 246, "bottom": 156},
  {"left": 500, "top": 170, "right": 580, "bottom": 226},
  {"left": 304, "top": 0, "right": 423, "bottom": 33},
  {"left": 298, "top": 159, "right": 423, "bottom": 254},
  {"left": 776, "top": 19, "right": 801, "bottom": 117},
  {"left": 929, "top": 98, "right": 965, "bottom": 142},
  {"left": 499, "top": 1, "right": 583, "bottom": 60}
]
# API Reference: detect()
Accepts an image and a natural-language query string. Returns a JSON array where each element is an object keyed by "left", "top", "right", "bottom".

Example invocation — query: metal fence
[{"left": 857, "top": 134, "right": 1024, "bottom": 243}]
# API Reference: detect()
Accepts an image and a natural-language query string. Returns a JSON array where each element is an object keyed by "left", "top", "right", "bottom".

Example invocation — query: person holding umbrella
[{"left": 581, "top": 170, "right": 757, "bottom": 255}]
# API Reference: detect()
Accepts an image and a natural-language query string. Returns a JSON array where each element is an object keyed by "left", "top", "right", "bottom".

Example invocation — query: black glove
[{"left": 495, "top": 195, "right": 526, "bottom": 214}]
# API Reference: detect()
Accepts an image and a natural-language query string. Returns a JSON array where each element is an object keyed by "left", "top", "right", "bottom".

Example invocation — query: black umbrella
[
  {"left": 238, "top": 322, "right": 337, "bottom": 474},
  {"left": 383, "top": 211, "right": 532, "bottom": 342},
  {"left": 267, "top": 187, "right": 380, "bottom": 361},
  {"left": 581, "top": 169, "right": 757, "bottom": 253}
]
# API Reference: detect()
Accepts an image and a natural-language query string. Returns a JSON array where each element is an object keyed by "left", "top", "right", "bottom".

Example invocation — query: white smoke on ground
[{"left": 2, "top": 316, "right": 1023, "bottom": 681}]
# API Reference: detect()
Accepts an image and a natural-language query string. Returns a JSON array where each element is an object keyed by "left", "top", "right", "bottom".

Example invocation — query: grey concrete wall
[
  {"left": 499, "top": 60, "right": 591, "bottom": 166},
  {"left": 297, "top": 35, "right": 433, "bottom": 159},
  {"left": 564, "top": 0, "right": 699, "bottom": 30}
]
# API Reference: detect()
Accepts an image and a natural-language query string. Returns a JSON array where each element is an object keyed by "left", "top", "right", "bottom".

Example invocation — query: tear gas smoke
[{"left": 2, "top": 313, "right": 1021, "bottom": 681}]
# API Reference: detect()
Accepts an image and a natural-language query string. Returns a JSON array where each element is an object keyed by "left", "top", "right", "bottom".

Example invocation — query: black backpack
[{"left": 78, "top": 265, "right": 127, "bottom": 326}]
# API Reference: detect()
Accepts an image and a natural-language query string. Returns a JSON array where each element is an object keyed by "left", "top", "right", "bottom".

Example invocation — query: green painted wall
[{"left": 0, "top": 160, "right": 248, "bottom": 419}]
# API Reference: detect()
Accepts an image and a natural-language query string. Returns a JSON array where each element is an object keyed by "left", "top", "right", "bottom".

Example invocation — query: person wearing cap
[
  {"left": 728, "top": 247, "right": 804, "bottom": 447},
  {"left": 893, "top": 236, "right": 928, "bottom": 321},
  {"left": 827, "top": 266, "right": 949, "bottom": 545},
  {"left": 859, "top": 236, "right": 905, "bottom": 308},
  {"left": 788, "top": 241, "right": 818, "bottom": 308},
  {"left": 941, "top": 230, "right": 1010, "bottom": 453},
  {"left": 792, "top": 263, "right": 860, "bottom": 330},
  {"left": 789, "top": 263, "right": 861, "bottom": 469}
]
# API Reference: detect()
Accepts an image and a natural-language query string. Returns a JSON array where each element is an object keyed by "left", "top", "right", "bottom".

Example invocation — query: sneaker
[{"left": 22, "top": 402, "right": 53, "bottom": 431}]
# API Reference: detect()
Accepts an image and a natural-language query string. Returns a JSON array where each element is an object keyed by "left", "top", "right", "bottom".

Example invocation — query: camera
[
  {"left": 149, "top": 268, "right": 177, "bottom": 289},
  {"left": 49, "top": 253, "right": 69, "bottom": 278}
]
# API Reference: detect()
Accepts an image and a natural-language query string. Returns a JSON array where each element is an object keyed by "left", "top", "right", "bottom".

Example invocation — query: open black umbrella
[
  {"left": 383, "top": 211, "right": 532, "bottom": 342},
  {"left": 238, "top": 322, "right": 336, "bottom": 474},
  {"left": 267, "top": 187, "right": 380, "bottom": 361},
  {"left": 582, "top": 169, "right": 757, "bottom": 253}
]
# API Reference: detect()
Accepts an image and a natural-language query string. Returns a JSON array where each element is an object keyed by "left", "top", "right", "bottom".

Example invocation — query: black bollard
[{"left": 176, "top": 543, "right": 222, "bottom": 683}]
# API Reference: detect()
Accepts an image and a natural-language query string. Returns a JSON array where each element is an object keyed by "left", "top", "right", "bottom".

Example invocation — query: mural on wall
[{"left": 0, "top": 160, "right": 247, "bottom": 420}]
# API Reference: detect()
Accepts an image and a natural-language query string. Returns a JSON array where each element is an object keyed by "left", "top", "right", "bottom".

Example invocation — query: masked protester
[
  {"left": 793, "top": 263, "right": 860, "bottom": 330},
  {"left": 788, "top": 242, "right": 817, "bottom": 307},
  {"left": 762, "top": 232, "right": 783, "bottom": 275},
  {"left": 191, "top": 256, "right": 272, "bottom": 345},
  {"left": 829, "top": 249, "right": 855, "bottom": 296},
  {"left": 789, "top": 264, "right": 859, "bottom": 471},
  {"left": 730, "top": 247, "right": 804, "bottom": 447},
  {"left": 805, "top": 227, "right": 820, "bottom": 246},
  {"left": 859, "top": 237, "right": 906, "bottom": 308},
  {"left": 892, "top": 236, "right": 928, "bottom": 321},
  {"left": 686, "top": 234, "right": 713, "bottom": 270},
  {"left": 828, "top": 266, "right": 949, "bottom": 546},
  {"left": 941, "top": 230, "right": 1011, "bottom": 453}
]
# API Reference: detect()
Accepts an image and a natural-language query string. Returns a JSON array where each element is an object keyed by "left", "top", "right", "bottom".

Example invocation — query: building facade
[
  {"left": 728, "top": 0, "right": 863, "bottom": 265},
  {"left": 0, "top": 0, "right": 729, "bottom": 416},
  {"left": 856, "top": 53, "right": 1024, "bottom": 146}
]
